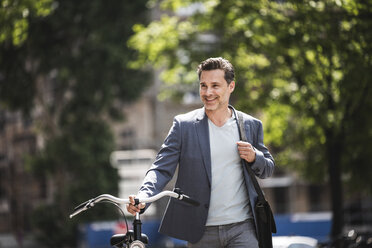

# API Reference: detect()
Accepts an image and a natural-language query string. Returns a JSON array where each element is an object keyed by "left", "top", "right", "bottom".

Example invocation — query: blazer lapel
[{"left": 194, "top": 109, "right": 212, "bottom": 186}]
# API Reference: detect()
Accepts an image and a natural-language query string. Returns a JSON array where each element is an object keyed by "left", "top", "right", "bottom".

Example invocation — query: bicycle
[{"left": 70, "top": 188, "right": 200, "bottom": 248}]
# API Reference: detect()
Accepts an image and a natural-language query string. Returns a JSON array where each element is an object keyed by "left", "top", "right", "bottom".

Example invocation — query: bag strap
[
  {"left": 235, "top": 110, "right": 267, "bottom": 203},
  {"left": 232, "top": 107, "right": 277, "bottom": 234}
]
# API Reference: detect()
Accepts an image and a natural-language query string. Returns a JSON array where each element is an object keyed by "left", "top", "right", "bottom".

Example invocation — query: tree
[
  {"left": 0, "top": 0, "right": 54, "bottom": 46},
  {"left": 0, "top": 0, "right": 150, "bottom": 246},
  {"left": 0, "top": 0, "right": 54, "bottom": 112},
  {"left": 127, "top": 0, "right": 372, "bottom": 243}
]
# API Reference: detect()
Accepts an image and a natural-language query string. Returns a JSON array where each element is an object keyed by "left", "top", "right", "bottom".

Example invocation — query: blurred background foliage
[
  {"left": 128, "top": 0, "right": 372, "bottom": 240},
  {"left": 1, "top": 0, "right": 149, "bottom": 246},
  {"left": 1, "top": 0, "right": 372, "bottom": 246}
]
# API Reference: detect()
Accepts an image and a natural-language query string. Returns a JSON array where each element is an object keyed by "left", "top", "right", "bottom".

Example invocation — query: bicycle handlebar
[{"left": 69, "top": 189, "right": 199, "bottom": 219}]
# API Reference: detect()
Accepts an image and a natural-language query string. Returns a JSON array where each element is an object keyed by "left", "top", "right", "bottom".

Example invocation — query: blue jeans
[{"left": 188, "top": 219, "right": 258, "bottom": 248}]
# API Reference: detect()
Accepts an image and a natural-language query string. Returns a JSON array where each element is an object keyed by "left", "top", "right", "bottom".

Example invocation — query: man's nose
[{"left": 206, "top": 87, "right": 213, "bottom": 96}]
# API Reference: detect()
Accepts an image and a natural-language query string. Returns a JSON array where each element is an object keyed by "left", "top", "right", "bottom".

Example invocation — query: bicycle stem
[{"left": 133, "top": 212, "right": 142, "bottom": 242}]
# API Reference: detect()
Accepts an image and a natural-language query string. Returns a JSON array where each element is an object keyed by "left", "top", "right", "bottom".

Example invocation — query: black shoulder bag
[{"left": 237, "top": 111, "right": 277, "bottom": 248}]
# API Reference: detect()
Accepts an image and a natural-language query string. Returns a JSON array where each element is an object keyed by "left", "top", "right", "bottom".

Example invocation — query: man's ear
[{"left": 229, "top": 81, "right": 235, "bottom": 93}]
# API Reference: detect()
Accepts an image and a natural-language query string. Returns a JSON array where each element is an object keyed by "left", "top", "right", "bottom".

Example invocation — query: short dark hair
[{"left": 197, "top": 57, "right": 235, "bottom": 84}]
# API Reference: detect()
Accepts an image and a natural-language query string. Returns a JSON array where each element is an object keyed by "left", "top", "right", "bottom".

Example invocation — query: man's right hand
[{"left": 126, "top": 195, "right": 146, "bottom": 216}]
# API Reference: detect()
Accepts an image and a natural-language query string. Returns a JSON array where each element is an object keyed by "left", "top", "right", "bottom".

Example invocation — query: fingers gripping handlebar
[{"left": 69, "top": 188, "right": 199, "bottom": 218}]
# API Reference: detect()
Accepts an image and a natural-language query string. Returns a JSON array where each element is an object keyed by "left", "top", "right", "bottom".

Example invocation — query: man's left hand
[{"left": 237, "top": 141, "right": 256, "bottom": 163}]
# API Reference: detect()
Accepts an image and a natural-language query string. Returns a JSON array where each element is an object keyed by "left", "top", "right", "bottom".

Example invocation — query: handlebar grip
[
  {"left": 181, "top": 195, "right": 200, "bottom": 207},
  {"left": 70, "top": 198, "right": 95, "bottom": 218}
]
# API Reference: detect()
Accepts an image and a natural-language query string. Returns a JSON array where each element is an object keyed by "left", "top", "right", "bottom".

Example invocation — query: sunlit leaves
[
  {"left": 262, "top": 103, "right": 292, "bottom": 147},
  {"left": 0, "top": 0, "right": 54, "bottom": 46},
  {"left": 340, "top": 0, "right": 360, "bottom": 15},
  {"left": 235, "top": 48, "right": 271, "bottom": 70},
  {"left": 160, "top": 63, "right": 197, "bottom": 86},
  {"left": 11, "top": 18, "right": 28, "bottom": 45},
  {"left": 159, "top": 0, "right": 193, "bottom": 12},
  {"left": 127, "top": 0, "right": 372, "bottom": 191},
  {"left": 128, "top": 16, "right": 195, "bottom": 69}
]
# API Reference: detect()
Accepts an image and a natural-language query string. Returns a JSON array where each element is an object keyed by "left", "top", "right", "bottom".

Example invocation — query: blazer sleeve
[
  {"left": 137, "top": 117, "right": 181, "bottom": 199},
  {"left": 250, "top": 120, "right": 275, "bottom": 179}
]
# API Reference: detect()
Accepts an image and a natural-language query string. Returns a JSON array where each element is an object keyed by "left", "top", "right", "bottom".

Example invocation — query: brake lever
[{"left": 70, "top": 198, "right": 95, "bottom": 218}]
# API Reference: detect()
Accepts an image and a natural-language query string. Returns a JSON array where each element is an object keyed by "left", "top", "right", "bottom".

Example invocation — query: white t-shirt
[{"left": 206, "top": 116, "right": 252, "bottom": 226}]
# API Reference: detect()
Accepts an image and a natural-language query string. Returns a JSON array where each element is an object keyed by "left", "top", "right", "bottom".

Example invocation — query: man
[{"left": 127, "top": 57, "right": 275, "bottom": 247}]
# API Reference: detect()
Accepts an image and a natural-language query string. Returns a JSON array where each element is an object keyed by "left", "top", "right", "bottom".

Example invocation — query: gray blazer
[{"left": 138, "top": 106, "right": 275, "bottom": 243}]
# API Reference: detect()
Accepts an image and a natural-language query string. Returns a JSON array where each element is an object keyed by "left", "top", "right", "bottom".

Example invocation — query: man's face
[{"left": 199, "top": 69, "right": 235, "bottom": 112}]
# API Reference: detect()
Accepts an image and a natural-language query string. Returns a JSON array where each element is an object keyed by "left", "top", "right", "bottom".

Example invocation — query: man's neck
[{"left": 206, "top": 107, "right": 232, "bottom": 127}]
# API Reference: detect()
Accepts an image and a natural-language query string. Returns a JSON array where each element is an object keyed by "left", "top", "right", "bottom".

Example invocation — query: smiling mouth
[{"left": 205, "top": 97, "right": 217, "bottom": 102}]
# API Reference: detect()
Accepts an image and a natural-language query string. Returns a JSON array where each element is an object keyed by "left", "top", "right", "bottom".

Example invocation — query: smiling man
[{"left": 127, "top": 57, "right": 275, "bottom": 248}]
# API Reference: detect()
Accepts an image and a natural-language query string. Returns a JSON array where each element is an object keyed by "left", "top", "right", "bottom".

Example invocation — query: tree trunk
[{"left": 326, "top": 132, "right": 344, "bottom": 246}]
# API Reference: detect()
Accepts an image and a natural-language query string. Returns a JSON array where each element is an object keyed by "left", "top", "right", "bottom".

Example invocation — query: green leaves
[
  {"left": 0, "top": 0, "right": 54, "bottom": 46},
  {"left": 127, "top": 0, "right": 372, "bottom": 192},
  {"left": 128, "top": 15, "right": 196, "bottom": 70},
  {"left": 1, "top": 0, "right": 150, "bottom": 245}
]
